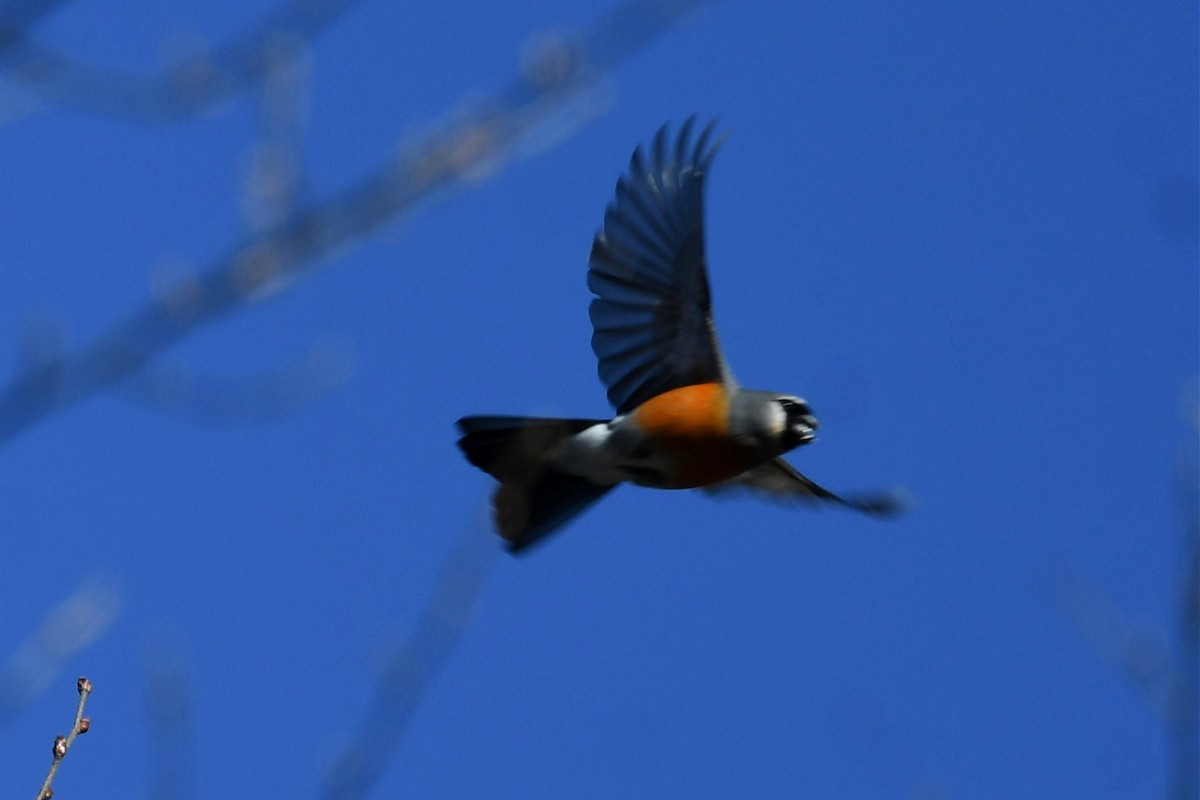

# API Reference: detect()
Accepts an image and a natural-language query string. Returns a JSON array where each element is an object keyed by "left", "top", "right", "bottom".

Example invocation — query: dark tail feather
[{"left": 456, "top": 416, "right": 615, "bottom": 553}]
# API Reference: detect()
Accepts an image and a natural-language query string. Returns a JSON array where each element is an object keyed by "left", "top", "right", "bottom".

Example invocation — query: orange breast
[{"left": 631, "top": 383, "right": 758, "bottom": 488}]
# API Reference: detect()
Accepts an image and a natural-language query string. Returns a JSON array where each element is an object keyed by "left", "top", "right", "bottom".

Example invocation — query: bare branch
[
  {"left": 1169, "top": 398, "right": 1198, "bottom": 800},
  {"left": 33, "top": 677, "right": 93, "bottom": 800},
  {"left": 144, "top": 638, "right": 195, "bottom": 800},
  {"left": 241, "top": 35, "right": 311, "bottom": 232},
  {"left": 1058, "top": 572, "right": 1179, "bottom": 719},
  {"left": 15, "top": 312, "right": 353, "bottom": 425},
  {"left": 0, "top": 0, "right": 365, "bottom": 122},
  {"left": 1058, "top": 383, "right": 1200, "bottom": 800},
  {"left": 119, "top": 337, "right": 354, "bottom": 426},
  {"left": 0, "top": 0, "right": 68, "bottom": 40},
  {"left": 1169, "top": 524, "right": 1198, "bottom": 800},
  {"left": 0, "top": 0, "right": 710, "bottom": 450},
  {"left": 321, "top": 515, "right": 499, "bottom": 800}
]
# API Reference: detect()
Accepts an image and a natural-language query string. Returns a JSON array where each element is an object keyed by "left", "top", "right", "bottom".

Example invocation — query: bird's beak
[{"left": 795, "top": 413, "right": 818, "bottom": 443}]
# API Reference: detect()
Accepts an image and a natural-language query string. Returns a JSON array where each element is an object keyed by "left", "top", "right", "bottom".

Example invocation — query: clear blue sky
[{"left": 0, "top": 1, "right": 1195, "bottom": 797}]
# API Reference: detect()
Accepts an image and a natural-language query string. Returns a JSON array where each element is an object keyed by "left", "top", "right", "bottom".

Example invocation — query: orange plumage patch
[{"left": 631, "top": 382, "right": 758, "bottom": 488}]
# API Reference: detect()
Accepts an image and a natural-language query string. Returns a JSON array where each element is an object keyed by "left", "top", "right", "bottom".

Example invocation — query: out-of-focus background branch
[
  {"left": 1167, "top": 389, "right": 1198, "bottom": 800},
  {"left": 0, "top": 0, "right": 363, "bottom": 121},
  {"left": 143, "top": 636, "right": 194, "bottom": 800},
  {"left": 0, "top": 578, "right": 119, "bottom": 728},
  {"left": 0, "top": 0, "right": 1193, "bottom": 798},
  {"left": 1059, "top": 386, "right": 1199, "bottom": 800},
  {"left": 0, "top": 0, "right": 709, "bottom": 448},
  {"left": 321, "top": 516, "right": 497, "bottom": 800}
]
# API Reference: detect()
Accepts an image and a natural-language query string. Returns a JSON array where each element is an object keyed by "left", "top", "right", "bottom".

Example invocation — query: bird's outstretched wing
[
  {"left": 703, "top": 457, "right": 910, "bottom": 516},
  {"left": 588, "top": 117, "right": 734, "bottom": 414}
]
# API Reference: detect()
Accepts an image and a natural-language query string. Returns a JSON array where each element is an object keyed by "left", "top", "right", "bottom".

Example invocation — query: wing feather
[
  {"left": 703, "top": 458, "right": 910, "bottom": 516},
  {"left": 587, "top": 117, "right": 734, "bottom": 414}
]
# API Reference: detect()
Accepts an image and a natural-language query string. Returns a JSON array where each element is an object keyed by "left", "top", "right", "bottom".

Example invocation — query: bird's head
[
  {"left": 729, "top": 390, "right": 819, "bottom": 454},
  {"left": 774, "top": 395, "right": 818, "bottom": 450}
]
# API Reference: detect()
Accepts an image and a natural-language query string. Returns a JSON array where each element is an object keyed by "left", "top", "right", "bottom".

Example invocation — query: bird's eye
[
  {"left": 778, "top": 398, "right": 811, "bottom": 421},
  {"left": 777, "top": 397, "right": 817, "bottom": 448}
]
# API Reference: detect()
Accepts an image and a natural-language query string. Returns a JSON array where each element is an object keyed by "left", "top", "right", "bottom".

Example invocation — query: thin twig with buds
[{"left": 33, "top": 677, "right": 92, "bottom": 800}]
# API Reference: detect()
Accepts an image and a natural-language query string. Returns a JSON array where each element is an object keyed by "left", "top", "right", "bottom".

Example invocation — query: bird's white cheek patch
[{"left": 767, "top": 401, "right": 787, "bottom": 436}]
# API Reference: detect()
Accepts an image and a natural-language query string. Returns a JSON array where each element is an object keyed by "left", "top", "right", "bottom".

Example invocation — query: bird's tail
[{"left": 456, "top": 416, "right": 615, "bottom": 553}]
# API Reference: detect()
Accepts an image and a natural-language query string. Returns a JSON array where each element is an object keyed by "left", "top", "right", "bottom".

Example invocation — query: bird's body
[
  {"left": 531, "top": 382, "right": 809, "bottom": 490},
  {"left": 458, "top": 118, "right": 902, "bottom": 553}
]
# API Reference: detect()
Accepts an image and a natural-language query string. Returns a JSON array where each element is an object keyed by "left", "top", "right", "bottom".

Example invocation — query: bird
[{"left": 457, "top": 117, "right": 904, "bottom": 553}]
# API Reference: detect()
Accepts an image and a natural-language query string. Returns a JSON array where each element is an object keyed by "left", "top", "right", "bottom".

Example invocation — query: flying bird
[{"left": 458, "top": 118, "right": 904, "bottom": 553}]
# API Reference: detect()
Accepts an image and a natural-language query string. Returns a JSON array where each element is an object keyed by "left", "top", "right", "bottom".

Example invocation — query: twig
[{"left": 34, "top": 677, "right": 93, "bottom": 800}]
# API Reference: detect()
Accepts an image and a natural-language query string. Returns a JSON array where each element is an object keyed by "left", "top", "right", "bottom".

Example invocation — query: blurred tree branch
[
  {"left": 241, "top": 36, "right": 310, "bottom": 233},
  {"left": 0, "top": 577, "right": 120, "bottom": 729},
  {"left": 0, "top": 0, "right": 68, "bottom": 45},
  {"left": 1059, "top": 384, "right": 1198, "bottom": 799},
  {"left": 1167, "top": 389, "right": 1198, "bottom": 800},
  {"left": 0, "top": 0, "right": 364, "bottom": 122},
  {"left": 0, "top": 0, "right": 710, "bottom": 448},
  {"left": 144, "top": 639, "right": 195, "bottom": 800},
  {"left": 119, "top": 337, "right": 354, "bottom": 426},
  {"left": 321, "top": 517, "right": 498, "bottom": 800}
]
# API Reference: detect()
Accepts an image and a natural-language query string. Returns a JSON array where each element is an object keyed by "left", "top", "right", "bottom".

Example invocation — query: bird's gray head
[
  {"left": 729, "top": 391, "right": 819, "bottom": 454},
  {"left": 773, "top": 395, "right": 818, "bottom": 450}
]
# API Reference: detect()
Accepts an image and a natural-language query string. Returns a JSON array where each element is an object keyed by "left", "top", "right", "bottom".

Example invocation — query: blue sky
[{"left": 0, "top": 1, "right": 1195, "bottom": 797}]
